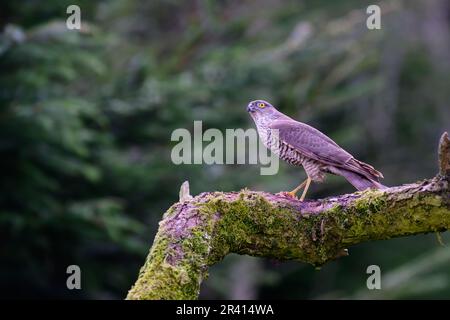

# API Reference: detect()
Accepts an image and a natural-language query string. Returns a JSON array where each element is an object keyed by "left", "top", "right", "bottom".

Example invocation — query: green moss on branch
[{"left": 126, "top": 175, "right": 449, "bottom": 300}]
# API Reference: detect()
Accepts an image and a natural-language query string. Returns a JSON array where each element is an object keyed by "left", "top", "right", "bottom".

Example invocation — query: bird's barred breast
[
  {"left": 277, "top": 141, "right": 304, "bottom": 165},
  {"left": 263, "top": 126, "right": 304, "bottom": 164},
  {"left": 261, "top": 126, "right": 326, "bottom": 182}
]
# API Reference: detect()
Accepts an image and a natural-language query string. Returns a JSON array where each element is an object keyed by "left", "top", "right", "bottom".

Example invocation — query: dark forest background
[{"left": 0, "top": 0, "right": 449, "bottom": 299}]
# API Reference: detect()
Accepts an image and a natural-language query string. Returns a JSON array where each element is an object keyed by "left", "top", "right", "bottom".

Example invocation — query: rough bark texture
[{"left": 126, "top": 133, "right": 450, "bottom": 300}]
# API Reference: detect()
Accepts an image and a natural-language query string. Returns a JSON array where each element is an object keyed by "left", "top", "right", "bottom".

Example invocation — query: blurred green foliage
[{"left": 0, "top": 0, "right": 449, "bottom": 299}]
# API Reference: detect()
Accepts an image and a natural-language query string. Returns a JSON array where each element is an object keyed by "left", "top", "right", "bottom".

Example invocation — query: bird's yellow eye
[{"left": 257, "top": 103, "right": 266, "bottom": 108}]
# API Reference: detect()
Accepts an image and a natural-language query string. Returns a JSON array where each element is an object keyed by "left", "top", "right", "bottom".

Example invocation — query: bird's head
[
  {"left": 247, "top": 100, "right": 283, "bottom": 123},
  {"left": 247, "top": 100, "right": 276, "bottom": 114}
]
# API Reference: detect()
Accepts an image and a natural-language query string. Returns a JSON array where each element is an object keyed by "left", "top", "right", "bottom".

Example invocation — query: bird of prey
[{"left": 247, "top": 100, "right": 386, "bottom": 200}]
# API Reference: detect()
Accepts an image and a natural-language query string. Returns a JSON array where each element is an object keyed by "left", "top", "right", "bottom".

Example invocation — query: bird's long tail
[{"left": 330, "top": 168, "right": 387, "bottom": 191}]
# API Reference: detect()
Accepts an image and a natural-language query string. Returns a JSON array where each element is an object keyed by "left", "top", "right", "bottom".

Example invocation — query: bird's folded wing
[
  {"left": 269, "top": 119, "right": 383, "bottom": 180},
  {"left": 269, "top": 119, "right": 352, "bottom": 164}
]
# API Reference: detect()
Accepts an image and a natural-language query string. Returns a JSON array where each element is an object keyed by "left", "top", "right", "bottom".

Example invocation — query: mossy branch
[{"left": 126, "top": 132, "right": 450, "bottom": 300}]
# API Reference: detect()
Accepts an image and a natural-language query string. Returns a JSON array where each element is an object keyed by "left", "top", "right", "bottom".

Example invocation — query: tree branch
[{"left": 126, "top": 132, "right": 450, "bottom": 300}]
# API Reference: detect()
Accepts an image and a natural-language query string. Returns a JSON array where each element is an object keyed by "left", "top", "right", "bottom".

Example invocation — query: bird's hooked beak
[{"left": 247, "top": 102, "right": 255, "bottom": 113}]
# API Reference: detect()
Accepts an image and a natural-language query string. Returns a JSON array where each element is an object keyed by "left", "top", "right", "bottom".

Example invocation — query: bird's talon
[
  {"left": 277, "top": 191, "right": 301, "bottom": 200},
  {"left": 287, "top": 192, "right": 299, "bottom": 199}
]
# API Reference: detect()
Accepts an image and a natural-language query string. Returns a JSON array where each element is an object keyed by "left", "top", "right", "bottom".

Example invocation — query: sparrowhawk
[{"left": 247, "top": 100, "right": 386, "bottom": 200}]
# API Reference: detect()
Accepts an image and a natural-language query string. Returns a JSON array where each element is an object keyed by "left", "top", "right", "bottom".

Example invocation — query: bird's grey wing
[
  {"left": 269, "top": 119, "right": 383, "bottom": 180},
  {"left": 269, "top": 119, "right": 353, "bottom": 165}
]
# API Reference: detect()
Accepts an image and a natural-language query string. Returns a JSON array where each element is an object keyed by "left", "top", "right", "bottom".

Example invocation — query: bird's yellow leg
[
  {"left": 299, "top": 177, "right": 312, "bottom": 201},
  {"left": 287, "top": 179, "right": 307, "bottom": 197}
]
